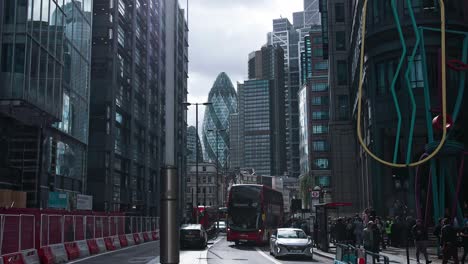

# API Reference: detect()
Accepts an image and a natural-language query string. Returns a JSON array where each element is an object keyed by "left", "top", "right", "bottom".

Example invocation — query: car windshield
[{"left": 277, "top": 230, "right": 307, "bottom": 239}]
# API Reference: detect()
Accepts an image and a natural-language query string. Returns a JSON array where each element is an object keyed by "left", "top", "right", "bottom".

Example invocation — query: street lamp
[
  {"left": 208, "top": 128, "right": 226, "bottom": 230},
  {"left": 183, "top": 101, "right": 212, "bottom": 224}
]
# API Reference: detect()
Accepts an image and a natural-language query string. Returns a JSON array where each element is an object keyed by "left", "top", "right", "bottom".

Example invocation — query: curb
[{"left": 313, "top": 249, "right": 334, "bottom": 260}]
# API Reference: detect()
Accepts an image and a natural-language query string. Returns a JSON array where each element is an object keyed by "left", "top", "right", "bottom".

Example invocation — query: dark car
[{"left": 180, "top": 224, "right": 208, "bottom": 249}]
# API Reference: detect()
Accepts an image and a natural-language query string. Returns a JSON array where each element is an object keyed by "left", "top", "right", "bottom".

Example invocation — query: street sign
[{"left": 311, "top": 191, "right": 320, "bottom": 198}]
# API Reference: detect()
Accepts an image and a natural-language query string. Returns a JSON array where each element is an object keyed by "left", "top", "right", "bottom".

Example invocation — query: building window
[
  {"left": 312, "top": 96, "right": 329, "bottom": 106},
  {"left": 312, "top": 125, "right": 328, "bottom": 134},
  {"left": 336, "top": 31, "right": 346, "bottom": 51},
  {"left": 314, "top": 37, "right": 322, "bottom": 44},
  {"left": 317, "top": 175, "right": 331, "bottom": 187},
  {"left": 311, "top": 83, "right": 328, "bottom": 92},
  {"left": 335, "top": 3, "right": 345, "bottom": 23},
  {"left": 313, "top": 48, "right": 323, "bottom": 57},
  {"left": 338, "top": 95, "right": 349, "bottom": 121},
  {"left": 313, "top": 141, "right": 328, "bottom": 151},
  {"left": 202, "top": 166, "right": 206, "bottom": 171},
  {"left": 376, "top": 60, "right": 396, "bottom": 95},
  {"left": 409, "top": 55, "right": 424, "bottom": 88},
  {"left": 315, "top": 61, "right": 328, "bottom": 70},
  {"left": 337, "top": 60, "right": 347, "bottom": 85},
  {"left": 314, "top": 158, "right": 329, "bottom": 169},
  {"left": 312, "top": 111, "right": 329, "bottom": 120}
]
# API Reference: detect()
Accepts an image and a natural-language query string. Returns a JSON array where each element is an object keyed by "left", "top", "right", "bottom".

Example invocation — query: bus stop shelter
[{"left": 314, "top": 202, "right": 352, "bottom": 252}]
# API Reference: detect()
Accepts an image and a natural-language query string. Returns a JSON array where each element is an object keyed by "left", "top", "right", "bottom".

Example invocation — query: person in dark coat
[
  {"left": 441, "top": 218, "right": 459, "bottom": 264},
  {"left": 412, "top": 219, "right": 431, "bottom": 264},
  {"left": 335, "top": 218, "right": 347, "bottom": 243},
  {"left": 434, "top": 218, "right": 444, "bottom": 258},
  {"left": 460, "top": 220, "right": 468, "bottom": 264}
]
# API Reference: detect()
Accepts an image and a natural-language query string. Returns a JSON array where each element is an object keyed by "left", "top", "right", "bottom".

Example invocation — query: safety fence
[
  {"left": 0, "top": 214, "right": 35, "bottom": 256},
  {"left": 39, "top": 215, "right": 159, "bottom": 247},
  {"left": 335, "top": 243, "right": 390, "bottom": 264},
  {"left": 0, "top": 210, "right": 159, "bottom": 257}
]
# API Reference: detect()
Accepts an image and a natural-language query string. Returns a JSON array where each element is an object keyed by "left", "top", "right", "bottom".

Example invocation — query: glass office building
[
  {"left": 0, "top": 0, "right": 92, "bottom": 207},
  {"left": 202, "top": 72, "right": 237, "bottom": 167}
]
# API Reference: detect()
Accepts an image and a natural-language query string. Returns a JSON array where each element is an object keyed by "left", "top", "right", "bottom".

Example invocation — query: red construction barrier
[
  {"left": 119, "top": 235, "right": 128, "bottom": 247},
  {"left": 152, "top": 230, "right": 159, "bottom": 240},
  {"left": 103, "top": 237, "right": 115, "bottom": 251},
  {"left": 86, "top": 239, "right": 99, "bottom": 255},
  {"left": 142, "top": 232, "right": 150, "bottom": 242},
  {"left": 21, "top": 249, "right": 40, "bottom": 264},
  {"left": 64, "top": 242, "right": 80, "bottom": 260},
  {"left": 38, "top": 247, "right": 54, "bottom": 264},
  {"left": 133, "top": 233, "right": 141, "bottom": 245},
  {"left": 2, "top": 253, "right": 24, "bottom": 264}
]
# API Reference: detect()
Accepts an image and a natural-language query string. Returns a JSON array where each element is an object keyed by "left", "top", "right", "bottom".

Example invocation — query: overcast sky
[{"left": 179, "top": 0, "right": 303, "bottom": 129}]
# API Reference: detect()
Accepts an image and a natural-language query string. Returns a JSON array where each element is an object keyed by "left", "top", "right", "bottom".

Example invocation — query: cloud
[{"left": 184, "top": 0, "right": 303, "bottom": 129}]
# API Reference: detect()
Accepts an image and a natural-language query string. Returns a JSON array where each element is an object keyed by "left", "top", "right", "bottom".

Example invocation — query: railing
[
  {"left": 40, "top": 215, "right": 160, "bottom": 247},
  {"left": 0, "top": 211, "right": 159, "bottom": 256},
  {"left": 0, "top": 214, "right": 35, "bottom": 255}
]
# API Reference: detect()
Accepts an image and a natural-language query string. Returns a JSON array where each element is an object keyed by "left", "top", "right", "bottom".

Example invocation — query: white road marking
[
  {"left": 68, "top": 241, "right": 160, "bottom": 263},
  {"left": 147, "top": 237, "right": 223, "bottom": 264},
  {"left": 255, "top": 247, "right": 283, "bottom": 264}
]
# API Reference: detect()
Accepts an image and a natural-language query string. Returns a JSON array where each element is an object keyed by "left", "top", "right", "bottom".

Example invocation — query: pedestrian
[
  {"left": 441, "top": 218, "right": 460, "bottom": 264},
  {"left": 364, "top": 221, "right": 380, "bottom": 262},
  {"left": 354, "top": 215, "right": 364, "bottom": 247},
  {"left": 363, "top": 221, "right": 375, "bottom": 252},
  {"left": 412, "top": 219, "right": 432, "bottom": 264},
  {"left": 335, "top": 218, "right": 347, "bottom": 244},
  {"left": 461, "top": 220, "right": 468, "bottom": 264},
  {"left": 376, "top": 217, "right": 386, "bottom": 249},
  {"left": 385, "top": 218, "right": 393, "bottom": 247},
  {"left": 434, "top": 218, "right": 444, "bottom": 259}
]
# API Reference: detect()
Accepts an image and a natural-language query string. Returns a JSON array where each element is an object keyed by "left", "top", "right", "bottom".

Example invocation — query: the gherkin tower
[{"left": 202, "top": 72, "right": 238, "bottom": 166}]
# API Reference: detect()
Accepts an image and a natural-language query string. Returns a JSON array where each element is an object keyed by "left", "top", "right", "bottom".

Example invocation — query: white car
[
  {"left": 216, "top": 221, "right": 226, "bottom": 233},
  {"left": 269, "top": 228, "right": 313, "bottom": 259}
]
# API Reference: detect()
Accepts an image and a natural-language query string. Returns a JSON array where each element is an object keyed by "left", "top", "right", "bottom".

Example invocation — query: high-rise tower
[{"left": 202, "top": 72, "right": 238, "bottom": 167}]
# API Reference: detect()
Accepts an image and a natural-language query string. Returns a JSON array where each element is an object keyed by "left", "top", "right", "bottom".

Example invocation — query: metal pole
[
  {"left": 161, "top": 166, "right": 179, "bottom": 264},
  {"left": 195, "top": 103, "right": 199, "bottom": 223}
]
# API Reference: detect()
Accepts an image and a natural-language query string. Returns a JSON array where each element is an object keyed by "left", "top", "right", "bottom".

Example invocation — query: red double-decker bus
[{"left": 227, "top": 184, "right": 283, "bottom": 245}]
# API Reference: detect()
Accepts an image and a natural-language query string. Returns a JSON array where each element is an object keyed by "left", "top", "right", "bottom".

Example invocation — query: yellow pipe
[{"left": 356, "top": 0, "right": 447, "bottom": 167}]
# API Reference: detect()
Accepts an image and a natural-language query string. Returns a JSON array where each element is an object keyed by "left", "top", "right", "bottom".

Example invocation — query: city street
[
  {"left": 69, "top": 241, "right": 160, "bottom": 264},
  {"left": 206, "top": 236, "right": 331, "bottom": 264}
]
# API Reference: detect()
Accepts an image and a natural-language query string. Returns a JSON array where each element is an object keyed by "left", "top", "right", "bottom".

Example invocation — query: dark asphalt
[
  {"left": 70, "top": 241, "right": 160, "bottom": 264},
  {"left": 207, "top": 237, "right": 332, "bottom": 264}
]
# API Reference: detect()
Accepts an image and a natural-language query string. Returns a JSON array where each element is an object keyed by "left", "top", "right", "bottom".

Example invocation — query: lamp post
[
  {"left": 183, "top": 102, "right": 212, "bottom": 224},
  {"left": 208, "top": 128, "right": 225, "bottom": 230}
]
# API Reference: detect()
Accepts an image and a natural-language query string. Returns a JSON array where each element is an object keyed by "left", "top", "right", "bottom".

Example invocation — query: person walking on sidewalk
[
  {"left": 354, "top": 215, "right": 364, "bottom": 247},
  {"left": 412, "top": 219, "right": 432, "bottom": 264},
  {"left": 434, "top": 218, "right": 444, "bottom": 259},
  {"left": 441, "top": 218, "right": 460, "bottom": 264},
  {"left": 364, "top": 221, "right": 380, "bottom": 262},
  {"left": 461, "top": 220, "right": 468, "bottom": 264}
]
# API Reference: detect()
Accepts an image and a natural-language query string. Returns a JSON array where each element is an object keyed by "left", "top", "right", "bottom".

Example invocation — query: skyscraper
[
  {"left": 293, "top": 0, "right": 321, "bottom": 29},
  {"left": 0, "top": 0, "right": 92, "bottom": 207},
  {"left": 319, "top": 0, "right": 356, "bottom": 213},
  {"left": 298, "top": 30, "right": 330, "bottom": 207},
  {"left": 202, "top": 72, "right": 238, "bottom": 167},
  {"left": 268, "top": 18, "right": 301, "bottom": 178},
  {"left": 87, "top": 0, "right": 188, "bottom": 215},
  {"left": 240, "top": 45, "right": 286, "bottom": 176},
  {"left": 187, "top": 126, "right": 202, "bottom": 163}
]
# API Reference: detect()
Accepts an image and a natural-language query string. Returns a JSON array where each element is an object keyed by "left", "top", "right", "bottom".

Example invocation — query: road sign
[{"left": 311, "top": 191, "right": 320, "bottom": 198}]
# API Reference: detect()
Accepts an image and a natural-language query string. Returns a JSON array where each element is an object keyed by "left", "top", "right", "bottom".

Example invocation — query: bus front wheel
[{"left": 234, "top": 241, "right": 239, "bottom": 246}]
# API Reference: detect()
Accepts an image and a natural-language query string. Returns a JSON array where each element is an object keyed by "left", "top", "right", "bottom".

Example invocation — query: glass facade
[
  {"left": 202, "top": 72, "right": 238, "bottom": 166},
  {"left": 0, "top": 0, "right": 92, "bottom": 200},
  {"left": 243, "top": 80, "right": 272, "bottom": 176}
]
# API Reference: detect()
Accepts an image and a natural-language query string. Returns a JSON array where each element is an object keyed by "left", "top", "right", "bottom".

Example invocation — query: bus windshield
[{"left": 228, "top": 185, "right": 262, "bottom": 231}]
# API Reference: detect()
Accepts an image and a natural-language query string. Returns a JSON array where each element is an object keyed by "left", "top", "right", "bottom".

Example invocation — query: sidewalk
[{"left": 313, "top": 244, "right": 465, "bottom": 264}]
